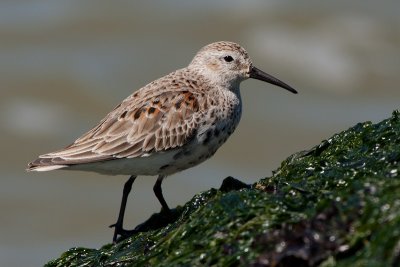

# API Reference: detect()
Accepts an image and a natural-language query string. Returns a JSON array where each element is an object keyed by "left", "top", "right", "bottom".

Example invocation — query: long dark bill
[{"left": 249, "top": 66, "right": 297, "bottom": 94}]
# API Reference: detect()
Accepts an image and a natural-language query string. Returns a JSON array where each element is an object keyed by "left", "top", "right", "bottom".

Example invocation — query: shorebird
[{"left": 27, "top": 41, "right": 297, "bottom": 243}]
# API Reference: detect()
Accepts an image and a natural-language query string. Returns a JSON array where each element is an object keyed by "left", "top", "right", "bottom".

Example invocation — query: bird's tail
[{"left": 26, "top": 158, "right": 68, "bottom": 172}]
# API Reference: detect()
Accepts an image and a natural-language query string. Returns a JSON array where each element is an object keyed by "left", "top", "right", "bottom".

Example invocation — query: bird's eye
[{"left": 223, "top": 55, "right": 234, "bottom": 62}]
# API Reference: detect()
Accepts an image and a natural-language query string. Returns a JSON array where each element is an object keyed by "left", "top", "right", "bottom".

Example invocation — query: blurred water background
[{"left": 1, "top": 1, "right": 399, "bottom": 266}]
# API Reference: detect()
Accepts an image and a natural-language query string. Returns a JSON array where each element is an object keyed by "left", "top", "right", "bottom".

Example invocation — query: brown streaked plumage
[{"left": 27, "top": 41, "right": 297, "bottom": 243}]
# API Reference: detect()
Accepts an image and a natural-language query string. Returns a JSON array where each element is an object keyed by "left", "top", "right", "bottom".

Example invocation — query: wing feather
[{"left": 28, "top": 86, "right": 204, "bottom": 169}]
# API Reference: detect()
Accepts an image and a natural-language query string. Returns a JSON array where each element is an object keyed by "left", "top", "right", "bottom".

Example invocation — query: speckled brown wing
[{"left": 29, "top": 89, "right": 203, "bottom": 168}]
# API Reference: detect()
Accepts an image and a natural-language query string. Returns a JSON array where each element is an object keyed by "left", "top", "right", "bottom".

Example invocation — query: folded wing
[{"left": 27, "top": 89, "right": 203, "bottom": 170}]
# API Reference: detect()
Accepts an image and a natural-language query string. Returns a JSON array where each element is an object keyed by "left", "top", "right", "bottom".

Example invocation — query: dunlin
[{"left": 27, "top": 41, "right": 297, "bottom": 243}]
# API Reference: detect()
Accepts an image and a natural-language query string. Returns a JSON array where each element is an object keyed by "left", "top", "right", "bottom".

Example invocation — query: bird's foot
[
  {"left": 109, "top": 208, "right": 178, "bottom": 244},
  {"left": 109, "top": 222, "right": 138, "bottom": 244}
]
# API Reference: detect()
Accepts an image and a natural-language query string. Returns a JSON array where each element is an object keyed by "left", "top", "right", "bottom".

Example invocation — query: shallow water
[{"left": 1, "top": 1, "right": 399, "bottom": 266}]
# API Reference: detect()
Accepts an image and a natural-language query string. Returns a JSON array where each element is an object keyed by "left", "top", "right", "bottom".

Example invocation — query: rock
[{"left": 46, "top": 110, "right": 400, "bottom": 267}]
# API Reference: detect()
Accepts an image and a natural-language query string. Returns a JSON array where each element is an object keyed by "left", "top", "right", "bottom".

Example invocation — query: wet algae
[{"left": 46, "top": 110, "right": 400, "bottom": 267}]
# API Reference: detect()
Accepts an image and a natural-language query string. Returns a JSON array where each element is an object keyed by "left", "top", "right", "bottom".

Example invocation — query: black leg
[
  {"left": 153, "top": 175, "right": 171, "bottom": 213},
  {"left": 110, "top": 175, "right": 137, "bottom": 243}
]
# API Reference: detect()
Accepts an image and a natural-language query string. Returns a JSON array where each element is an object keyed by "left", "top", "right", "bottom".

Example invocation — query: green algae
[{"left": 46, "top": 110, "right": 400, "bottom": 267}]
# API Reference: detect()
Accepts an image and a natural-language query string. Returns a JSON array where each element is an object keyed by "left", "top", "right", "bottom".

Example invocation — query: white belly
[{"left": 67, "top": 131, "right": 228, "bottom": 176}]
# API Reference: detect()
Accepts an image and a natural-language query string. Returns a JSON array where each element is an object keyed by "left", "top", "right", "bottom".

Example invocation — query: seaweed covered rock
[{"left": 46, "top": 110, "right": 400, "bottom": 267}]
